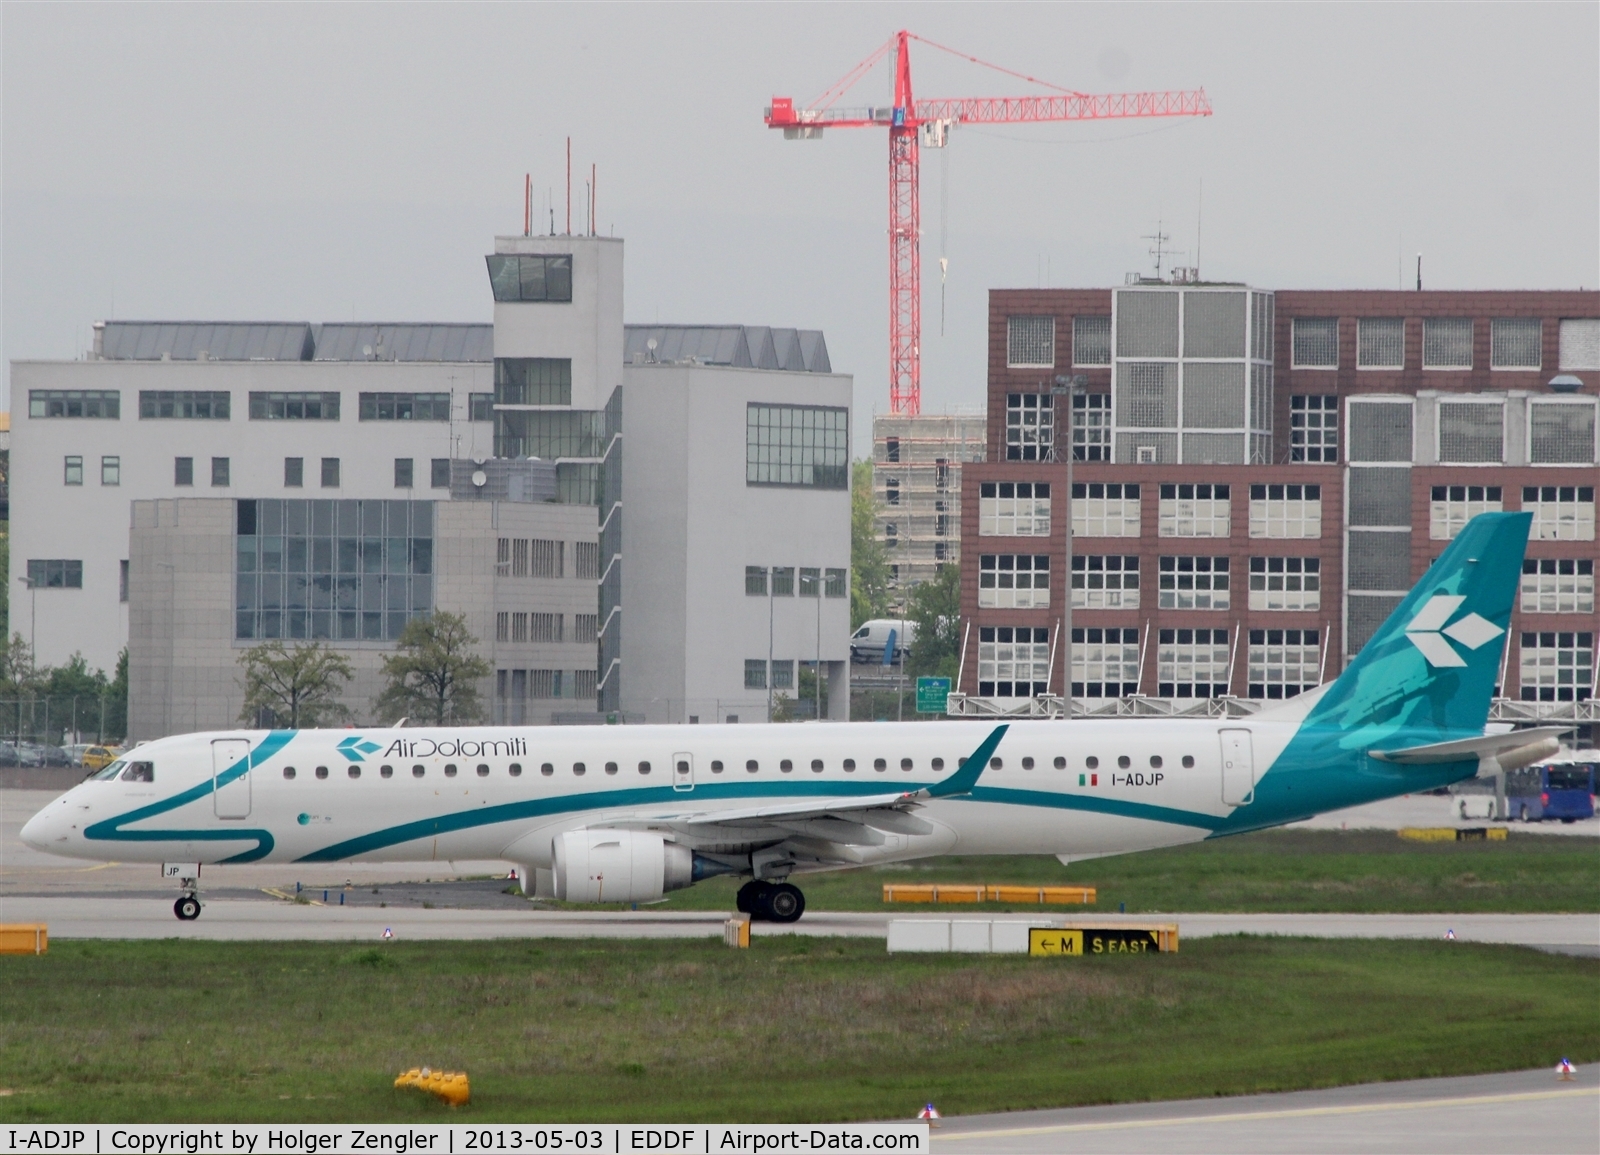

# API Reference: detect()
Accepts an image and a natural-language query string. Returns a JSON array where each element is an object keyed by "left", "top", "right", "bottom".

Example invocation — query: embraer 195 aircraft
[{"left": 22, "top": 513, "right": 1567, "bottom": 923}]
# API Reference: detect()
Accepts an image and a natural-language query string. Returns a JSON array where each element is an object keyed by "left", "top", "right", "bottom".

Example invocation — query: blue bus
[{"left": 1505, "top": 753, "right": 1598, "bottom": 823}]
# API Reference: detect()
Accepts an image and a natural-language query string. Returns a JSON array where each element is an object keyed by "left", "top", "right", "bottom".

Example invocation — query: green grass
[
  {"left": 2, "top": 937, "right": 1594, "bottom": 1122},
  {"left": 590, "top": 829, "right": 1600, "bottom": 915}
]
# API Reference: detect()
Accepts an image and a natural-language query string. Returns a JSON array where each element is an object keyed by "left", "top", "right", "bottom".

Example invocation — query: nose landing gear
[
  {"left": 174, "top": 893, "right": 201, "bottom": 921},
  {"left": 735, "top": 880, "right": 806, "bottom": 923}
]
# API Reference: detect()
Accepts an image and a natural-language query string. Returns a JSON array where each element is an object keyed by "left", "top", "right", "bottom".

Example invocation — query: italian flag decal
[{"left": 1078, "top": 773, "right": 1098, "bottom": 786}]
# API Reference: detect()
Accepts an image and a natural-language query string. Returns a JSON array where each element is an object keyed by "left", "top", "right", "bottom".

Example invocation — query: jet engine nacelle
[{"left": 552, "top": 829, "right": 694, "bottom": 903}]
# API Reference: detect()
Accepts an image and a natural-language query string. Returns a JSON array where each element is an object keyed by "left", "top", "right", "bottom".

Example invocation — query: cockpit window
[
  {"left": 120, "top": 762, "right": 155, "bottom": 783},
  {"left": 93, "top": 760, "right": 127, "bottom": 780}
]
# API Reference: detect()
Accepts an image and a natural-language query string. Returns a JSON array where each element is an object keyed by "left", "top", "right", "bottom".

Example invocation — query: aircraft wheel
[
  {"left": 735, "top": 881, "right": 765, "bottom": 916},
  {"left": 764, "top": 883, "right": 805, "bottom": 924},
  {"left": 174, "top": 895, "right": 201, "bottom": 921}
]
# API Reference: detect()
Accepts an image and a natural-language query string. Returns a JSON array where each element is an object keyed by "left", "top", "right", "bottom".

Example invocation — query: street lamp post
[
  {"left": 1051, "top": 375, "right": 1088, "bottom": 718},
  {"left": 15, "top": 576, "right": 36, "bottom": 664}
]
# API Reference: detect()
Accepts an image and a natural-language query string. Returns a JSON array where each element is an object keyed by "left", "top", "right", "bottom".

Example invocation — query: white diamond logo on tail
[
  {"left": 1443, "top": 613, "right": 1503, "bottom": 651},
  {"left": 1404, "top": 595, "right": 1504, "bottom": 667}
]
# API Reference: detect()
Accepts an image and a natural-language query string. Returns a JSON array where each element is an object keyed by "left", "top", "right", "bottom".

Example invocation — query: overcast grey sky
[{"left": 5, "top": 2, "right": 1597, "bottom": 426}]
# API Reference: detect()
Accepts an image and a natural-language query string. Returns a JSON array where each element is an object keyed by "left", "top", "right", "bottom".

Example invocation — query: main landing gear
[{"left": 736, "top": 880, "right": 806, "bottom": 923}]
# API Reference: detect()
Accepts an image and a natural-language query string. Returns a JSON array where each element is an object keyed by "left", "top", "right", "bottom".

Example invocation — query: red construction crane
[{"left": 765, "top": 30, "right": 1212, "bottom": 415}]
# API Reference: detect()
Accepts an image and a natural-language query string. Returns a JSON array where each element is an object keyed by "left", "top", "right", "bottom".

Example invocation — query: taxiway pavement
[{"left": 930, "top": 1066, "right": 1599, "bottom": 1154}]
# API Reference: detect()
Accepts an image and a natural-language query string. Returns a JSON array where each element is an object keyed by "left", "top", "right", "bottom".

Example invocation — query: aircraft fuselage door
[
  {"left": 212, "top": 738, "right": 252, "bottom": 819},
  {"left": 1219, "top": 729, "right": 1255, "bottom": 807},
  {"left": 672, "top": 751, "right": 694, "bottom": 793}
]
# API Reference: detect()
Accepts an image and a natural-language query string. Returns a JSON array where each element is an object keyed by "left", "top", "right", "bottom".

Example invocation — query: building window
[
  {"left": 1158, "top": 556, "right": 1230, "bottom": 610},
  {"left": 101, "top": 456, "right": 120, "bottom": 486},
  {"left": 771, "top": 566, "right": 795, "bottom": 596},
  {"left": 1071, "top": 393, "right": 1111, "bottom": 461},
  {"left": 574, "top": 614, "right": 599, "bottom": 643},
  {"left": 1438, "top": 401, "right": 1504, "bottom": 463},
  {"left": 1005, "top": 393, "right": 1053, "bottom": 461},
  {"left": 798, "top": 567, "right": 822, "bottom": 596},
  {"left": 393, "top": 458, "right": 413, "bottom": 488},
  {"left": 883, "top": 523, "right": 898, "bottom": 550},
  {"left": 249, "top": 392, "right": 340, "bottom": 420},
  {"left": 744, "top": 659, "right": 767, "bottom": 690},
  {"left": 495, "top": 409, "right": 604, "bottom": 460},
  {"left": 1007, "top": 316, "right": 1055, "bottom": 368},
  {"left": 486, "top": 254, "right": 573, "bottom": 303},
  {"left": 1523, "top": 486, "right": 1596, "bottom": 542},
  {"left": 745, "top": 404, "right": 848, "bottom": 489},
  {"left": 1289, "top": 395, "right": 1338, "bottom": 462},
  {"left": 1248, "top": 557, "right": 1321, "bottom": 611},
  {"left": 979, "top": 481, "right": 1050, "bottom": 536},
  {"left": 1158, "top": 483, "right": 1231, "bottom": 537},
  {"left": 978, "top": 626, "right": 1050, "bottom": 697},
  {"left": 1430, "top": 485, "right": 1502, "bottom": 540},
  {"left": 1248, "top": 628, "right": 1320, "bottom": 699},
  {"left": 1519, "top": 632, "right": 1594, "bottom": 702},
  {"left": 530, "top": 670, "right": 564, "bottom": 699},
  {"left": 212, "top": 457, "right": 230, "bottom": 487},
  {"left": 825, "top": 567, "right": 847, "bottom": 597},
  {"left": 1529, "top": 401, "right": 1597, "bottom": 464},
  {"left": 884, "top": 436, "right": 900, "bottom": 463},
  {"left": 235, "top": 498, "right": 434, "bottom": 641},
  {"left": 1521, "top": 559, "right": 1594, "bottom": 614},
  {"left": 1071, "top": 483, "right": 1140, "bottom": 538},
  {"left": 1347, "top": 400, "right": 1414, "bottom": 462},
  {"left": 120, "top": 560, "right": 129, "bottom": 603},
  {"left": 1072, "top": 627, "right": 1140, "bottom": 698},
  {"left": 431, "top": 459, "right": 451, "bottom": 488},
  {"left": 319, "top": 458, "right": 339, "bottom": 488},
  {"left": 1157, "top": 628, "right": 1230, "bottom": 698},
  {"left": 1072, "top": 555, "right": 1139, "bottom": 609},
  {"left": 1072, "top": 315, "right": 1112, "bottom": 366},
  {"left": 359, "top": 392, "right": 450, "bottom": 421},
  {"left": 469, "top": 393, "right": 494, "bottom": 421},
  {"left": 284, "top": 458, "right": 304, "bottom": 487},
  {"left": 495, "top": 612, "right": 509, "bottom": 642},
  {"left": 530, "top": 613, "right": 561, "bottom": 642},
  {"left": 1357, "top": 318, "right": 1405, "bottom": 369},
  {"left": 139, "top": 390, "right": 230, "bottom": 419},
  {"left": 745, "top": 566, "right": 767, "bottom": 595},
  {"left": 771, "top": 660, "right": 794, "bottom": 690},
  {"left": 511, "top": 613, "right": 529, "bottom": 642},
  {"left": 1558, "top": 319, "right": 1600, "bottom": 370},
  {"left": 884, "top": 478, "right": 900, "bottom": 506},
  {"left": 174, "top": 457, "right": 193, "bottom": 487},
  {"left": 978, "top": 554, "right": 1050, "bottom": 609},
  {"left": 1291, "top": 319, "right": 1338, "bottom": 368},
  {"left": 64, "top": 456, "right": 84, "bottom": 486},
  {"left": 1249, "top": 484, "right": 1322, "bottom": 539},
  {"left": 26, "top": 559, "right": 83, "bottom": 589},
  {"left": 1489, "top": 319, "right": 1541, "bottom": 369},
  {"left": 534, "top": 539, "right": 564, "bottom": 578},
  {"left": 1422, "top": 318, "right": 1473, "bottom": 369},
  {"left": 574, "top": 542, "right": 599, "bottom": 580},
  {"left": 30, "top": 390, "right": 119, "bottom": 419},
  {"left": 573, "top": 669, "right": 597, "bottom": 701},
  {"left": 494, "top": 358, "right": 573, "bottom": 406}
]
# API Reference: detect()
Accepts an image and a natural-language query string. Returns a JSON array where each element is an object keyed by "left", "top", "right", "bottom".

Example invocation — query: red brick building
[{"left": 953, "top": 286, "right": 1599, "bottom": 722}]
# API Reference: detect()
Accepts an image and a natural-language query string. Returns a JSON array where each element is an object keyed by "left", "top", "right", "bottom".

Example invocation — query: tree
[
  {"left": 104, "top": 648, "right": 129, "bottom": 742},
  {"left": 906, "top": 563, "right": 961, "bottom": 681},
  {"left": 850, "top": 459, "right": 892, "bottom": 629},
  {"left": 237, "top": 641, "right": 354, "bottom": 729},
  {"left": 374, "top": 611, "right": 491, "bottom": 726}
]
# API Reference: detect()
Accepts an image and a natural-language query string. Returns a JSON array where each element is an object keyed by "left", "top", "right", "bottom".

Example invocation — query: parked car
[
  {"left": 850, "top": 619, "right": 917, "bottom": 664},
  {"left": 81, "top": 745, "right": 122, "bottom": 771},
  {"left": 15, "top": 742, "right": 73, "bottom": 767}
]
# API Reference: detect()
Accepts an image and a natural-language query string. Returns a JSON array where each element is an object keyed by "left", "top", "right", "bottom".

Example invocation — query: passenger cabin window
[
  {"left": 120, "top": 762, "right": 154, "bottom": 782},
  {"left": 710, "top": 761, "right": 724, "bottom": 773},
  {"left": 746, "top": 760, "right": 759, "bottom": 773},
  {"left": 315, "top": 766, "right": 329, "bottom": 779},
  {"left": 1053, "top": 757, "right": 1066, "bottom": 769},
  {"left": 540, "top": 763, "right": 554, "bottom": 776},
  {"left": 874, "top": 759, "right": 887, "bottom": 772},
  {"left": 348, "top": 766, "right": 361, "bottom": 779},
  {"left": 1117, "top": 756, "right": 1131, "bottom": 769},
  {"left": 381, "top": 765, "right": 394, "bottom": 778},
  {"left": 811, "top": 760, "right": 824, "bottom": 772},
  {"left": 573, "top": 763, "right": 586, "bottom": 776},
  {"left": 605, "top": 762, "right": 618, "bottom": 775},
  {"left": 443, "top": 764, "right": 457, "bottom": 777},
  {"left": 1086, "top": 756, "right": 1100, "bottom": 769},
  {"left": 282, "top": 767, "right": 296, "bottom": 780},
  {"left": 1022, "top": 757, "right": 1034, "bottom": 770},
  {"left": 843, "top": 759, "right": 856, "bottom": 771},
  {"left": 780, "top": 760, "right": 794, "bottom": 773},
  {"left": 477, "top": 764, "right": 490, "bottom": 777},
  {"left": 989, "top": 758, "right": 1002, "bottom": 769},
  {"left": 640, "top": 761, "right": 653, "bottom": 774},
  {"left": 932, "top": 758, "right": 944, "bottom": 771},
  {"left": 412, "top": 766, "right": 425, "bottom": 777},
  {"left": 1182, "top": 756, "right": 1195, "bottom": 768},
  {"left": 901, "top": 758, "right": 914, "bottom": 771}
]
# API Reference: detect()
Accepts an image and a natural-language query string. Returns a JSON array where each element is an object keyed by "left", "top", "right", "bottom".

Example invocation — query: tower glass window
[
  {"left": 486, "top": 254, "right": 573, "bottom": 302},
  {"left": 494, "top": 358, "right": 573, "bottom": 406}
]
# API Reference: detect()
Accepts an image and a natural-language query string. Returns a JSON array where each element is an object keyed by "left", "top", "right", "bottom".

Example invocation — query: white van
[{"left": 850, "top": 619, "right": 917, "bottom": 664}]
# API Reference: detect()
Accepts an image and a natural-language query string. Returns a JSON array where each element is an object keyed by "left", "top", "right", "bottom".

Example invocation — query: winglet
[{"left": 919, "top": 724, "right": 1008, "bottom": 799}]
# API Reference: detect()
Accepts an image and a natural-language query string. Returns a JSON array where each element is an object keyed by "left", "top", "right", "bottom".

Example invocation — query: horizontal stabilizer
[{"left": 1370, "top": 726, "right": 1572, "bottom": 765}]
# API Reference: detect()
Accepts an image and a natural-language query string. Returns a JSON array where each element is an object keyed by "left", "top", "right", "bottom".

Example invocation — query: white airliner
[{"left": 22, "top": 513, "right": 1564, "bottom": 923}]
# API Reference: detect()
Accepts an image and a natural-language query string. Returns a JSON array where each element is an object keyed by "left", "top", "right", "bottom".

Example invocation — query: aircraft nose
[{"left": 20, "top": 803, "right": 65, "bottom": 851}]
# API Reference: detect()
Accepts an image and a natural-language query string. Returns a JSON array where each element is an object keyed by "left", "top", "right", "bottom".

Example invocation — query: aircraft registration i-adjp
[{"left": 22, "top": 513, "right": 1569, "bottom": 923}]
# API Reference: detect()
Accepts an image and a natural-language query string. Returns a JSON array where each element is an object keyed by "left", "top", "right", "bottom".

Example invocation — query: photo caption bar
[{"left": 2, "top": 1126, "right": 928, "bottom": 1155}]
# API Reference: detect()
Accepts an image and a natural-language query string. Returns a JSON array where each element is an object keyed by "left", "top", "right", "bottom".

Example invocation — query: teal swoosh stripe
[
  {"left": 299, "top": 776, "right": 1222, "bottom": 861},
  {"left": 83, "top": 731, "right": 296, "bottom": 863}
]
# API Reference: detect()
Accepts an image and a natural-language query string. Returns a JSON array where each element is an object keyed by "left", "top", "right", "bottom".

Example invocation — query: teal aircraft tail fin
[{"left": 1307, "top": 512, "right": 1530, "bottom": 741}]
